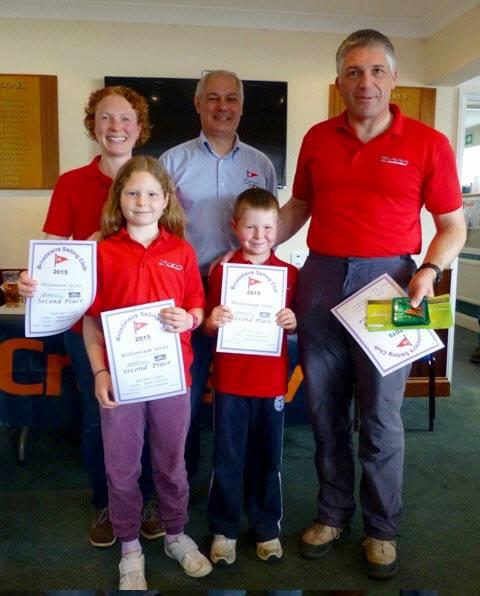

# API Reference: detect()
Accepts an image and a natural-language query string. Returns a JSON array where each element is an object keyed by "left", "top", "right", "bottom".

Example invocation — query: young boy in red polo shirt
[{"left": 204, "top": 187, "right": 298, "bottom": 565}]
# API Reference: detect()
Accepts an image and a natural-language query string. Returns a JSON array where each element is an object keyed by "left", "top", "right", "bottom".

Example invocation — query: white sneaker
[
  {"left": 256, "top": 538, "right": 283, "bottom": 562},
  {"left": 210, "top": 534, "right": 237, "bottom": 565},
  {"left": 118, "top": 552, "right": 147, "bottom": 590},
  {"left": 164, "top": 534, "right": 212, "bottom": 578}
]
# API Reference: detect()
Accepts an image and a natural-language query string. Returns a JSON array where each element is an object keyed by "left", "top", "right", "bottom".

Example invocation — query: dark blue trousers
[
  {"left": 207, "top": 392, "right": 285, "bottom": 542},
  {"left": 296, "top": 254, "right": 416, "bottom": 539},
  {"left": 185, "top": 328, "right": 214, "bottom": 479}
]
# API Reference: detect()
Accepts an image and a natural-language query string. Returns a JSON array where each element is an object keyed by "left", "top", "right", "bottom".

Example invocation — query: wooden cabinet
[
  {"left": 328, "top": 84, "right": 436, "bottom": 126},
  {"left": 404, "top": 269, "right": 451, "bottom": 398}
]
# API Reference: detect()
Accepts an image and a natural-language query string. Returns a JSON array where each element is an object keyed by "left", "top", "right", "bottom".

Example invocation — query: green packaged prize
[{"left": 391, "top": 297, "right": 430, "bottom": 327}]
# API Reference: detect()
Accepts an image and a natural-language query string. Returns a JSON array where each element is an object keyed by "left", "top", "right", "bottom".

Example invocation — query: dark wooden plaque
[
  {"left": 328, "top": 84, "right": 436, "bottom": 127},
  {"left": 0, "top": 74, "right": 59, "bottom": 189}
]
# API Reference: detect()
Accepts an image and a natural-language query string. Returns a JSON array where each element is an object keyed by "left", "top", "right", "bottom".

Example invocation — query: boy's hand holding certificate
[
  {"left": 25, "top": 240, "right": 97, "bottom": 337},
  {"left": 217, "top": 263, "right": 287, "bottom": 357}
]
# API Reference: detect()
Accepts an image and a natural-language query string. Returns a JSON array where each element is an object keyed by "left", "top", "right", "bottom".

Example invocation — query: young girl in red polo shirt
[{"left": 83, "top": 155, "right": 212, "bottom": 589}]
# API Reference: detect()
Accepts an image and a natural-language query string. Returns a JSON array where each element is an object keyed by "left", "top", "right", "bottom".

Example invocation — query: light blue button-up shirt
[{"left": 160, "top": 132, "right": 277, "bottom": 275}]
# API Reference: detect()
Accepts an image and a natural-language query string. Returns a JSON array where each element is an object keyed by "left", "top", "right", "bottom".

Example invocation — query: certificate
[
  {"left": 217, "top": 263, "right": 287, "bottom": 356},
  {"left": 25, "top": 240, "right": 96, "bottom": 337},
  {"left": 331, "top": 273, "right": 444, "bottom": 377},
  {"left": 101, "top": 300, "right": 186, "bottom": 404}
]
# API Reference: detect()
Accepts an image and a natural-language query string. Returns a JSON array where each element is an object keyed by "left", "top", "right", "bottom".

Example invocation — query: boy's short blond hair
[{"left": 233, "top": 187, "right": 279, "bottom": 222}]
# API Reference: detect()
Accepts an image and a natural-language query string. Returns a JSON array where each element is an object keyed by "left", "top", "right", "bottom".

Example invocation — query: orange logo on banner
[
  {"left": 0, "top": 338, "right": 71, "bottom": 396},
  {"left": 54, "top": 254, "right": 68, "bottom": 265}
]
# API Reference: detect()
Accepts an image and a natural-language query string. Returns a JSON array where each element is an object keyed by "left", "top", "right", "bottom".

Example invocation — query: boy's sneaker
[
  {"left": 164, "top": 534, "right": 212, "bottom": 578},
  {"left": 210, "top": 534, "right": 237, "bottom": 565},
  {"left": 140, "top": 499, "right": 166, "bottom": 540},
  {"left": 299, "top": 522, "right": 347, "bottom": 559},
  {"left": 119, "top": 552, "right": 147, "bottom": 590},
  {"left": 89, "top": 507, "right": 116, "bottom": 548},
  {"left": 256, "top": 538, "right": 283, "bottom": 562},
  {"left": 362, "top": 537, "right": 398, "bottom": 579}
]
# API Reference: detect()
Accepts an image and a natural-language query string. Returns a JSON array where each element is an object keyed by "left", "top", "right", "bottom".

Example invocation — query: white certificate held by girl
[
  {"left": 217, "top": 263, "right": 287, "bottom": 356},
  {"left": 101, "top": 300, "right": 186, "bottom": 404}
]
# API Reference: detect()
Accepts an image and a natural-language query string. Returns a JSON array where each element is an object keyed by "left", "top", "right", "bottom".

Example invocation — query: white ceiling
[{"left": 0, "top": 0, "right": 478, "bottom": 38}]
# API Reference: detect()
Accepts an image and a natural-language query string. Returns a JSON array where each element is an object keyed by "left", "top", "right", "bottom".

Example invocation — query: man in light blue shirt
[
  {"left": 160, "top": 69, "right": 277, "bottom": 477},
  {"left": 160, "top": 70, "right": 277, "bottom": 275}
]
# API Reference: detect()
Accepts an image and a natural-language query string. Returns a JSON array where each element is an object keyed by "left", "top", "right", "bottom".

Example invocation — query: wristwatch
[{"left": 416, "top": 262, "right": 443, "bottom": 283}]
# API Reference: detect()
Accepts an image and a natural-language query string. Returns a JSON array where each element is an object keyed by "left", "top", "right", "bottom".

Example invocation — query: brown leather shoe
[
  {"left": 89, "top": 507, "right": 116, "bottom": 547},
  {"left": 299, "top": 522, "right": 348, "bottom": 559},
  {"left": 363, "top": 537, "right": 398, "bottom": 579},
  {"left": 140, "top": 499, "right": 166, "bottom": 540}
]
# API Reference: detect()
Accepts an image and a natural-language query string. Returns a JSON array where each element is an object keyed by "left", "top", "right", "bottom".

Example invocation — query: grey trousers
[{"left": 297, "top": 253, "right": 416, "bottom": 539}]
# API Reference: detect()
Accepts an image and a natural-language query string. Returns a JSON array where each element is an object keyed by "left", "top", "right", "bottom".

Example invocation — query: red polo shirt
[
  {"left": 43, "top": 156, "right": 111, "bottom": 240},
  {"left": 88, "top": 227, "right": 205, "bottom": 385},
  {"left": 207, "top": 250, "right": 297, "bottom": 397},
  {"left": 293, "top": 104, "right": 462, "bottom": 257}
]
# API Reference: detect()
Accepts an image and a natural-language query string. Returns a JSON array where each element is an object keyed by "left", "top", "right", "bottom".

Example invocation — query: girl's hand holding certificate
[{"left": 160, "top": 306, "right": 202, "bottom": 333}]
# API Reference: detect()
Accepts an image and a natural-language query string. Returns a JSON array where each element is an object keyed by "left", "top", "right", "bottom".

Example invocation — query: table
[{"left": 0, "top": 308, "right": 81, "bottom": 460}]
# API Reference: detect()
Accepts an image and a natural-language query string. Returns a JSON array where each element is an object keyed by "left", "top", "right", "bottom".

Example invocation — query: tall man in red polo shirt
[{"left": 278, "top": 29, "right": 466, "bottom": 579}]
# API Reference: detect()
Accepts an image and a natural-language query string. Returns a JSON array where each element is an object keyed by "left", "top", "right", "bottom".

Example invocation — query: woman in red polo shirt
[{"left": 19, "top": 86, "right": 162, "bottom": 547}]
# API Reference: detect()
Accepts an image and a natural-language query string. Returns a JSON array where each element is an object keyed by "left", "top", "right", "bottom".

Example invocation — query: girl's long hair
[{"left": 101, "top": 155, "right": 186, "bottom": 239}]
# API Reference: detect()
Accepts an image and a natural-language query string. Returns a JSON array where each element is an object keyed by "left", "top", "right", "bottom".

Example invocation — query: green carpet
[{"left": 1, "top": 326, "right": 479, "bottom": 595}]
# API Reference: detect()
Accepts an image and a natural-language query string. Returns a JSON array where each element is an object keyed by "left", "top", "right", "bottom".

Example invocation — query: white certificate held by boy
[
  {"left": 25, "top": 240, "right": 97, "bottom": 337},
  {"left": 101, "top": 299, "right": 186, "bottom": 404},
  {"left": 217, "top": 262, "right": 287, "bottom": 356}
]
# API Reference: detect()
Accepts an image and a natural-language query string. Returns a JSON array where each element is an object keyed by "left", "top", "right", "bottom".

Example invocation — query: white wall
[{"left": 0, "top": 18, "right": 453, "bottom": 267}]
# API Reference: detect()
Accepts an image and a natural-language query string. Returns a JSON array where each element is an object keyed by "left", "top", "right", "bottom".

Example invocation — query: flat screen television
[{"left": 104, "top": 76, "right": 288, "bottom": 188}]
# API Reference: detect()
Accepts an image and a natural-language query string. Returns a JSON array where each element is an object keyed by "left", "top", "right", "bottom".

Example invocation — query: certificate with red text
[
  {"left": 25, "top": 240, "right": 96, "bottom": 337},
  {"left": 331, "top": 273, "right": 443, "bottom": 377},
  {"left": 217, "top": 263, "right": 287, "bottom": 356},
  {"left": 101, "top": 300, "right": 186, "bottom": 404}
]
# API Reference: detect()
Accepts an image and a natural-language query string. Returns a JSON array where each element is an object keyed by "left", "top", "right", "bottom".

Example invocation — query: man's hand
[
  {"left": 208, "top": 251, "right": 235, "bottom": 276},
  {"left": 408, "top": 267, "right": 436, "bottom": 308}
]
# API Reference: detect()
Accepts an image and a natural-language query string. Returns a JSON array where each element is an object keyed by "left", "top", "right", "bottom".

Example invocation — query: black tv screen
[{"left": 104, "top": 76, "right": 288, "bottom": 187}]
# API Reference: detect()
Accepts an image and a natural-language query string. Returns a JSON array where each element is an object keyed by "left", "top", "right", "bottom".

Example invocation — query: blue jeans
[
  {"left": 297, "top": 254, "right": 416, "bottom": 539},
  {"left": 64, "top": 330, "right": 154, "bottom": 508}
]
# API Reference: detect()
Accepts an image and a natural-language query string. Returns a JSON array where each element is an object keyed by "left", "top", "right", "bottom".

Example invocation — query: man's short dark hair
[{"left": 336, "top": 29, "right": 396, "bottom": 74}]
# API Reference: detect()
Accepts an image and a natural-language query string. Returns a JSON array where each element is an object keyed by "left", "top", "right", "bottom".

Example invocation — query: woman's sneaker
[
  {"left": 164, "top": 534, "right": 212, "bottom": 578},
  {"left": 119, "top": 552, "right": 147, "bottom": 590},
  {"left": 256, "top": 538, "right": 283, "bottom": 562},
  {"left": 210, "top": 534, "right": 237, "bottom": 565}
]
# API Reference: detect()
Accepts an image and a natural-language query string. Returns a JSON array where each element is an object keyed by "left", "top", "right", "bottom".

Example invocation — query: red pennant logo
[
  {"left": 397, "top": 336, "right": 412, "bottom": 348},
  {"left": 248, "top": 277, "right": 261, "bottom": 286},
  {"left": 55, "top": 254, "right": 68, "bottom": 265},
  {"left": 133, "top": 321, "right": 148, "bottom": 333},
  {"left": 246, "top": 170, "right": 258, "bottom": 178}
]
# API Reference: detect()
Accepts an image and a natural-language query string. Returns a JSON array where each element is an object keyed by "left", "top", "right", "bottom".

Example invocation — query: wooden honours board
[
  {"left": 0, "top": 74, "right": 59, "bottom": 189},
  {"left": 328, "top": 84, "right": 436, "bottom": 127}
]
